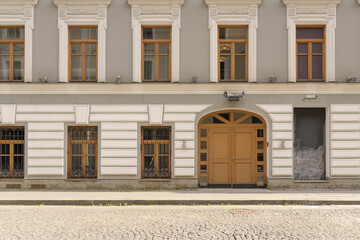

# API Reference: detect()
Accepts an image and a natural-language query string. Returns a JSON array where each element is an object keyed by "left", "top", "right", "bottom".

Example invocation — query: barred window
[
  {"left": 142, "top": 127, "right": 171, "bottom": 178},
  {"left": 0, "top": 127, "right": 24, "bottom": 178},
  {"left": 68, "top": 126, "right": 97, "bottom": 179}
]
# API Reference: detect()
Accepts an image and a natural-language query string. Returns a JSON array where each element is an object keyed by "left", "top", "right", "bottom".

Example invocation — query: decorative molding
[
  {"left": 203, "top": 0, "right": 262, "bottom": 83},
  {"left": 0, "top": 105, "right": 16, "bottom": 125},
  {"left": 282, "top": 0, "right": 341, "bottom": 83},
  {"left": 283, "top": 0, "right": 340, "bottom": 4},
  {"left": 53, "top": 0, "right": 112, "bottom": 83},
  {"left": 0, "top": 0, "right": 38, "bottom": 83},
  {"left": 3, "top": 82, "right": 360, "bottom": 95},
  {"left": 127, "top": 0, "right": 186, "bottom": 83},
  {"left": 148, "top": 104, "right": 164, "bottom": 125},
  {"left": 75, "top": 105, "right": 90, "bottom": 125}
]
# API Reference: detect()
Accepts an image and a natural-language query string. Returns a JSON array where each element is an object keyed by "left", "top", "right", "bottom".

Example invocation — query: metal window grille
[
  {"left": 142, "top": 127, "right": 171, "bottom": 178},
  {"left": 68, "top": 126, "right": 98, "bottom": 179},
  {"left": 0, "top": 127, "right": 24, "bottom": 178}
]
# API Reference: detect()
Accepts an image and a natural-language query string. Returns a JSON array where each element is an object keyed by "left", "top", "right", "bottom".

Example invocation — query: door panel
[
  {"left": 232, "top": 128, "right": 255, "bottom": 185},
  {"left": 210, "top": 128, "right": 231, "bottom": 184},
  {"left": 234, "top": 163, "right": 252, "bottom": 183},
  {"left": 212, "top": 163, "right": 230, "bottom": 184}
]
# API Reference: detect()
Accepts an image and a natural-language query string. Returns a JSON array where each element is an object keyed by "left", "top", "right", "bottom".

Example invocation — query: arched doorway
[{"left": 198, "top": 110, "right": 267, "bottom": 187}]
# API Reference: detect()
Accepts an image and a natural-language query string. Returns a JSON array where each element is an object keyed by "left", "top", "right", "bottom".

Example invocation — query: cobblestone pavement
[{"left": 0, "top": 205, "right": 360, "bottom": 240}]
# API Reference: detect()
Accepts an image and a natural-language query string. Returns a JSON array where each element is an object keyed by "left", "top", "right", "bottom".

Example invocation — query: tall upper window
[
  {"left": 68, "top": 126, "right": 98, "bottom": 179},
  {"left": 0, "top": 127, "right": 24, "bottom": 178},
  {"left": 0, "top": 27, "right": 25, "bottom": 82},
  {"left": 69, "top": 26, "right": 98, "bottom": 82},
  {"left": 142, "top": 127, "right": 171, "bottom": 178},
  {"left": 219, "top": 26, "right": 248, "bottom": 82},
  {"left": 142, "top": 27, "right": 171, "bottom": 82},
  {"left": 296, "top": 26, "right": 325, "bottom": 81}
]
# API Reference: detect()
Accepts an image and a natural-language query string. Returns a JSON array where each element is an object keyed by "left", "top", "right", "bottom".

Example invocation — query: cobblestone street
[{"left": 0, "top": 205, "right": 359, "bottom": 240}]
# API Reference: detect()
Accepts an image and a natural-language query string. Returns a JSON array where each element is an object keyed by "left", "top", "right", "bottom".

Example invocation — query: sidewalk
[{"left": 1, "top": 189, "right": 360, "bottom": 205}]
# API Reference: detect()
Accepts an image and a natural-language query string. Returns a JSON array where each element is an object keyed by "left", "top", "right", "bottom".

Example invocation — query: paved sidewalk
[{"left": 1, "top": 188, "right": 360, "bottom": 205}]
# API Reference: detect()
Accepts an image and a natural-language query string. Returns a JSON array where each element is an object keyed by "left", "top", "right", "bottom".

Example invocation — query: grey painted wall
[
  {"left": 33, "top": 0, "right": 58, "bottom": 82},
  {"left": 257, "top": 0, "right": 288, "bottom": 83},
  {"left": 336, "top": 0, "right": 360, "bottom": 82},
  {"left": 30, "top": 0, "right": 360, "bottom": 83}
]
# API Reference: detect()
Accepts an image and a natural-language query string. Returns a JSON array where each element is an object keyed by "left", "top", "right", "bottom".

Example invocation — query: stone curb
[{"left": 0, "top": 200, "right": 360, "bottom": 206}]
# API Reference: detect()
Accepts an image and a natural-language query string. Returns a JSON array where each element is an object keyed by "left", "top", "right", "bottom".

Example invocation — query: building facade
[{"left": 0, "top": 0, "right": 359, "bottom": 190}]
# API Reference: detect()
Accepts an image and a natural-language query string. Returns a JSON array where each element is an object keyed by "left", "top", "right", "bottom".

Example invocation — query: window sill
[{"left": 139, "top": 179, "right": 171, "bottom": 182}]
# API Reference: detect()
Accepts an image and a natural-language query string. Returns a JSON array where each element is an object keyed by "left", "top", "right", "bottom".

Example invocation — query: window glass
[
  {"left": 297, "top": 55, "right": 308, "bottom": 80},
  {"left": 0, "top": 28, "right": 24, "bottom": 40},
  {"left": 312, "top": 56, "right": 323, "bottom": 79},
  {"left": 70, "top": 28, "right": 97, "bottom": 40},
  {"left": 143, "top": 28, "right": 170, "bottom": 40},
  {"left": 235, "top": 55, "right": 246, "bottom": 80},
  {"left": 296, "top": 28, "right": 324, "bottom": 39},
  {"left": 219, "top": 27, "right": 247, "bottom": 39}
]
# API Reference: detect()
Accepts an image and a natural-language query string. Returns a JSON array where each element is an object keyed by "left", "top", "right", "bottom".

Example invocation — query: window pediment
[
  {"left": 0, "top": 0, "right": 38, "bottom": 83},
  {"left": 282, "top": 0, "right": 340, "bottom": 83},
  {"left": 283, "top": 0, "right": 340, "bottom": 5},
  {"left": 127, "top": 0, "right": 185, "bottom": 83},
  {"left": 53, "top": 0, "right": 111, "bottom": 5},
  {"left": 53, "top": 0, "right": 111, "bottom": 83},
  {"left": 127, "top": 0, "right": 185, "bottom": 5},
  {"left": 204, "top": 0, "right": 262, "bottom": 83}
]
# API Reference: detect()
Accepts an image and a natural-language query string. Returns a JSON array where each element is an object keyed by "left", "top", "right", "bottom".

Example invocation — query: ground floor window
[
  {"left": 141, "top": 127, "right": 171, "bottom": 178},
  {"left": 0, "top": 127, "right": 24, "bottom": 178},
  {"left": 68, "top": 126, "right": 98, "bottom": 179}
]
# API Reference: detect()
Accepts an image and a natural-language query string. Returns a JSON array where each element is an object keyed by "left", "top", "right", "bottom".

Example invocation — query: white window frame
[
  {"left": 0, "top": 0, "right": 38, "bottom": 83},
  {"left": 53, "top": 0, "right": 111, "bottom": 83},
  {"left": 283, "top": 0, "right": 341, "bottom": 82},
  {"left": 204, "top": 0, "right": 262, "bottom": 83},
  {"left": 127, "top": 0, "right": 185, "bottom": 83}
]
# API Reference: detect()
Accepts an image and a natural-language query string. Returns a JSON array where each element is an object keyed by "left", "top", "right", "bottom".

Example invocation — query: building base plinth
[
  {"left": 268, "top": 178, "right": 360, "bottom": 190},
  {"left": 0, "top": 179, "right": 198, "bottom": 190}
]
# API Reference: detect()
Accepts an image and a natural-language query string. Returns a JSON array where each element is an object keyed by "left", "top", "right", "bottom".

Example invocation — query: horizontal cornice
[
  {"left": 0, "top": 0, "right": 38, "bottom": 5},
  {"left": 0, "top": 83, "right": 359, "bottom": 95},
  {"left": 53, "top": 0, "right": 111, "bottom": 5},
  {"left": 282, "top": 0, "right": 341, "bottom": 5},
  {"left": 127, "top": 0, "right": 185, "bottom": 5},
  {"left": 204, "top": 0, "right": 262, "bottom": 5}
]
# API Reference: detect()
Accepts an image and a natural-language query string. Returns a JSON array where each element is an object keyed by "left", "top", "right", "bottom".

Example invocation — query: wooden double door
[
  {"left": 210, "top": 127, "right": 256, "bottom": 186},
  {"left": 198, "top": 110, "right": 266, "bottom": 187}
]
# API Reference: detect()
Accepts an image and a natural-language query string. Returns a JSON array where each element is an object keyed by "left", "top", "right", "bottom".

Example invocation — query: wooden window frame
[
  {"left": 141, "top": 26, "right": 172, "bottom": 82},
  {"left": 296, "top": 25, "right": 326, "bottom": 82},
  {"left": 218, "top": 25, "right": 248, "bottom": 82},
  {"left": 141, "top": 126, "right": 171, "bottom": 179},
  {"left": 0, "top": 126, "right": 25, "bottom": 179},
  {"left": 68, "top": 26, "right": 98, "bottom": 82},
  {"left": 67, "top": 126, "right": 98, "bottom": 179},
  {"left": 0, "top": 26, "right": 25, "bottom": 82}
]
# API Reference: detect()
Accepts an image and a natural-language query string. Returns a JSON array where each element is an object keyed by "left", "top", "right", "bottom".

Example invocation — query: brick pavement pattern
[{"left": 0, "top": 205, "right": 359, "bottom": 240}]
